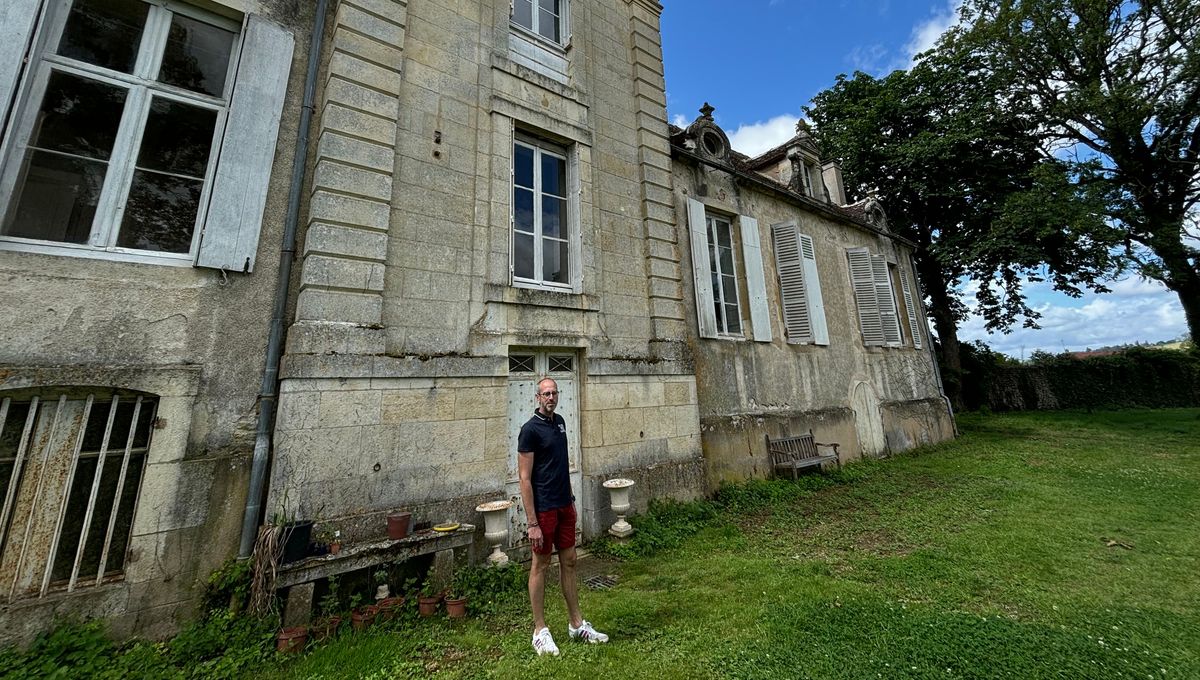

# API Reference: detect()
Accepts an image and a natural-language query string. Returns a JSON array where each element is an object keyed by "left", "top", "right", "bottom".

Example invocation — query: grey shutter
[
  {"left": 899, "top": 267, "right": 922, "bottom": 349},
  {"left": 872, "top": 254, "right": 902, "bottom": 346},
  {"left": 799, "top": 233, "right": 829, "bottom": 345},
  {"left": 687, "top": 197, "right": 718, "bottom": 339},
  {"left": 739, "top": 215, "right": 772, "bottom": 342},
  {"left": 770, "top": 222, "right": 812, "bottom": 344},
  {"left": 847, "top": 247, "right": 883, "bottom": 346},
  {"left": 196, "top": 15, "right": 295, "bottom": 273},
  {"left": 0, "top": 0, "right": 41, "bottom": 136}
]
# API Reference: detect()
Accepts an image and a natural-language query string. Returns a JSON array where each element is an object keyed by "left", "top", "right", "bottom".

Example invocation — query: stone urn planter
[
  {"left": 475, "top": 499, "right": 513, "bottom": 566},
  {"left": 602, "top": 478, "right": 635, "bottom": 538}
]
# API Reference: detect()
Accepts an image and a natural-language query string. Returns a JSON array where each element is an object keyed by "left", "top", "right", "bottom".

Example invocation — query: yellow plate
[{"left": 432, "top": 522, "right": 460, "bottom": 532}]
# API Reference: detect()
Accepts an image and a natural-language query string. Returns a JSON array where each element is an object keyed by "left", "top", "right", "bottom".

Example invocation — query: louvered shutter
[
  {"left": 899, "top": 267, "right": 922, "bottom": 349},
  {"left": 0, "top": 0, "right": 41, "bottom": 137},
  {"left": 196, "top": 15, "right": 295, "bottom": 273},
  {"left": 872, "top": 254, "right": 902, "bottom": 346},
  {"left": 740, "top": 215, "right": 772, "bottom": 342},
  {"left": 770, "top": 222, "right": 812, "bottom": 344},
  {"left": 847, "top": 247, "right": 883, "bottom": 346},
  {"left": 799, "top": 233, "right": 829, "bottom": 345},
  {"left": 687, "top": 197, "right": 718, "bottom": 338}
]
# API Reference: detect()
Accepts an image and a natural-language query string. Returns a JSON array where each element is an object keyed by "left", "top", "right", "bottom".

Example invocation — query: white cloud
[
  {"left": 727, "top": 114, "right": 799, "bottom": 157},
  {"left": 671, "top": 113, "right": 688, "bottom": 128},
  {"left": 845, "top": 44, "right": 889, "bottom": 74},
  {"left": 903, "top": 0, "right": 963, "bottom": 62},
  {"left": 956, "top": 277, "right": 1187, "bottom": 359}
]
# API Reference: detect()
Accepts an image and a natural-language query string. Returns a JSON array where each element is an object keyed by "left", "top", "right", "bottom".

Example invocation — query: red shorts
[{"left": 532, "top": 504, "right": 576, "bottom": 555}]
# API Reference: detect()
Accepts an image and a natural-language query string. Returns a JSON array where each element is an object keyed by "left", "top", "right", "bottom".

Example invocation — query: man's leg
[
  {"left": 529, "top": 549, "right": 552, "bottom": 633},
  {"left": 558, "top": 545, "right": 583, "bottom": 628}
]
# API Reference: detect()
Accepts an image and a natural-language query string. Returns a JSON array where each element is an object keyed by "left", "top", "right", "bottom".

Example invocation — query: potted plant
[
  {"left": 445, "top": 567, "right": 479, "bottom": 620},
  {"left": 387, "top": 511, "right": 412, "bottom": 540},
  {"left": 349, "top": 593, "right": 378, "bottom": 632},
  {"left": 314, "top": 527, "right": 342, "bottom": 556},
  {"left": 311, "top": 576, "right": 343, "bottom": 642},
  {"left": 276, "top": 624, "right": 308, "bottom": 653},
  {"left": 329, "top": 529, "right": 342, "bottom": 555},
  {"left": 417, "top": 575, "right": 442, "bottom": 617}
]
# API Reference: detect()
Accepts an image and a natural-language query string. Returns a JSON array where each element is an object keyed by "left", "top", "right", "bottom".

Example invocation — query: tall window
[
  {"left": 512, "top": 135, "right": 571, "bottom": 289},
  {"left": 706, "top": 213, "right": 741, "bottom": 335},
  {"left": 512, "top": 0, "right": 565, "bottom": 44},
  {"left": 0, "top": 0, "right": 239, "bottom": 259}
]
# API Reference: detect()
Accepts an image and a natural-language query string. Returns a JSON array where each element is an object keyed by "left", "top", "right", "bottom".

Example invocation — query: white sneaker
[
  {"left": 568, "top": 620, "right": 609, "bottom": 644},
  {"left": 532, "top": 627, "right": 559, "bottom": 656}
]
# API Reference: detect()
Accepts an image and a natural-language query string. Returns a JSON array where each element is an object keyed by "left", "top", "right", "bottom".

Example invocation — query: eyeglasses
[{"left": 539, "top": 390, "right": 560, "bottom": 397}]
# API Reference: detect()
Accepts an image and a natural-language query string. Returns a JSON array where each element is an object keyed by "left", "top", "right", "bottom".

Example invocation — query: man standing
[{"left": 517, "top": 377, "right": 609, "bottom": 656}]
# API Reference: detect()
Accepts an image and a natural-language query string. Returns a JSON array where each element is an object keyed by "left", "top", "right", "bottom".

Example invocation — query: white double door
[{"left": 504, "top": 350, "right": 581, "bottom": 550}]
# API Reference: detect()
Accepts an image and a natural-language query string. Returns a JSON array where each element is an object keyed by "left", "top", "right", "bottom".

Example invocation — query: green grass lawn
[
  {"left": 6, "top": 409, "right": 1197, "bottom": 679},
  {"left": 271, "top": 409, "right": 1200, "bottom": 679}
]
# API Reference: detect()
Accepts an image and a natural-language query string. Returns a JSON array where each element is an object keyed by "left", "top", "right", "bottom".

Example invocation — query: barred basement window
[{"left": 0, "top": 390, "right": 156, "bottom": 599}]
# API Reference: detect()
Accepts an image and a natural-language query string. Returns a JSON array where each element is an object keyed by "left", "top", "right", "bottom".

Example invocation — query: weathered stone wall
[
  {"left": 274, "top": 0, "right": 704, "bottom": 553},
  {"left": 672, "top": 157, "right": 954, "bottom": 480},
  {"left": 0, "top": 0, "right": 315, "bottom": 642}
]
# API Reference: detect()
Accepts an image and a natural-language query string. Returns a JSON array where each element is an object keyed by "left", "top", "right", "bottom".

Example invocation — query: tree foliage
[
  {"left": 957, "top": 0, "right": 1200, "bottom": 342},
  {"left": 805, "top": 34, "right": 1119, "bottom": 406}
]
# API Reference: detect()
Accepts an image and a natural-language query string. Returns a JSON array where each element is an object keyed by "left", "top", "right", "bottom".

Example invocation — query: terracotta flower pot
[
  {"left": 310, "top": 615, "right": 342, "bottom": 642},
  {"left": 445, "top": 596, "right": 467, "bottom": 619},
  {"left": 329, "top": 542, "right": 341, "bottom": 555},
  {"left": 387, "top": 512, "right": 412, "bottom": 540},
  {"left": 351, "top": 605, "right": 378, "bottom": 632},
  {"left": 276, "top": 625, "right": 308, "bottom": 653},
  {"left": 417, "top": 594, "right": 441, "bottom": 617},
  {"left": 376, "top": 596, "right": 405, "bottom": 623}
]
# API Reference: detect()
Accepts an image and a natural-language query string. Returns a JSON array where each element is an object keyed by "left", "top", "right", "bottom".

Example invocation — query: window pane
[
  {"left": 50, "top": 455, "right": 99, "bottom": 584},
  {"left": 136, "top": 98, "right": 217, "bottom": 178},
  {"left": 514, "top": 231, "right": 534, "bottom": 279},
  {"left": 537, "top": 8, "right": 560, "bottom": 42},
  {"left": 715, "top": 221, "right": 732, "bottom": 249},
  {"left": 57, "top": 0, "right": 149, "bottom": 74},
  {"left": 725, "top": 304, "right": 741, "bottom": 333},
  {"left": 719, "top": 245, "right": 734, "bottom": 278},
  {"left": 710, "top": 272, "right": 720, "bottom": 304},
  {"left": 722, "top": 274, "right": 736, "bottom": 301},
  {"left": 541, "top": 196, "right": 564, "bottom": 239},
  {"left": 514, "top": 144, "right": 534, "bottom": 188},
  {"left": 103, "top": 453, "right": 145, "bottom": 575},
  {"left": 542, "top": 237, "right": 568, "bottom": 284},
  {"left": 158, "top": 13, "right": 236, "bottom": 97},
  {"left": 508, "top": 355, "right": 535, "bottom": 373},
  {"left": 513, "top": 0, "right": 533, "bottom": 30},
  {"left": 1, "top": 402, "right": 32, "bottom": 459},
  {"left": 514, "top": 187, "right": 534, "bottom": 232},
  {"left": 2, "top": 151, "right": 106, "bottom": 243},
  {"left": 538, "top": 0, "right": 560, "bottom": 12},
  {"left": 116, "top": 171, "right": 203, "bottom": 252},
  {"left": 541, "top": 154, "right": 565, "bottom": 197},
  {"left": 30, "top": 71, "right": 128, "bottom": 160},
  {"left": 549, "top": 355, "right": 573, "bottom": 372}
]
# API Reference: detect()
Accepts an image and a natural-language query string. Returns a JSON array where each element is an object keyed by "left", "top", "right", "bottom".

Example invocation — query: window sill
[
  {"left": 486, "top": 283, "right": 597, "bottom": 311},
  {"left": 509, "top": 22, "right": 571, "bottom": 54},
  {"left": 0, "top": 238, "right": 195, "bottom": 268}
]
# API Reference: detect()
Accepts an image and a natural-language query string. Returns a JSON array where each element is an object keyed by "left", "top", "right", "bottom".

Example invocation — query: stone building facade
[
  {"left": 0, "top": 0, "right": 952, "bottom": 644},
  {"left": 669, "top": 113, "right": 955, "bottom": 485}
]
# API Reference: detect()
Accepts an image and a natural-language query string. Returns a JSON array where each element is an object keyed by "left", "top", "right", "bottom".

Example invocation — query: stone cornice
[{"left": 626, "top": 0, "right": 664, "bottom": 17}]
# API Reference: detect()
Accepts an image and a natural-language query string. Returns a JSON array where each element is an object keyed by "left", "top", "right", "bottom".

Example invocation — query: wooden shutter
[
  {"left": 770, "top": 222, "right": 812, "bottom": 344},
  {"left": 899, "top": 267, "right": 922, "bottom": 349},
  {"left": 872, "top": 255, "right": 902, "bottom": 346},
  {"left": 847, "top": 247, "right": 883, "bottom": 346},
  {"left": 0, "top": 0, "right": 42, "bottom": 137},
  {"left": 196, "top": 15, "right": 295, "bottom": 273},
  {"left": 687, "top": 197, "right": 718, "bottom": 339},
  {"left": 739, "top": 215, "right": 772, "bottom": 342},
  {"left": 798, "top": 233, "right": 829, "bottom": 345}
]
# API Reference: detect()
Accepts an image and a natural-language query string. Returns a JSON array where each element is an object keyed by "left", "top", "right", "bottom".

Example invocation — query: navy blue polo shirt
[{"left": 517, "top": 410, "right": 573, "bottom": 512}]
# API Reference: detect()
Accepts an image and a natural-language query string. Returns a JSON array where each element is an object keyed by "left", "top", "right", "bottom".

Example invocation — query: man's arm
[{"left": 517, "top": 450, "right": 543, "bottom": 551}]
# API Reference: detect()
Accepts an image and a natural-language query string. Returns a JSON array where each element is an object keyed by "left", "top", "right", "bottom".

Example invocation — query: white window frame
[
  {"left": 0, "top": 0, "right": 242, "bottom": 267},
  {"left": 510, "top": 0, "right": 570, "bottom": 48},
  {"left": 706, "top": 212, "right": 743, "bottom": 337},
  {"left": 510, "top": 132, "right": 578, "bottom": 293}
]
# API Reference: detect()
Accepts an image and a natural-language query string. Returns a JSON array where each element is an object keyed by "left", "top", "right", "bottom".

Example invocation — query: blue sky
[{"left": 658, "top": 0, "right": 1189, "bottom": 358}]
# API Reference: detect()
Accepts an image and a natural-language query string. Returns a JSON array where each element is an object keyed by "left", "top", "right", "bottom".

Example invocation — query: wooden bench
[{"left": 766, "top": 431, "right": 840, "bottom": 479}]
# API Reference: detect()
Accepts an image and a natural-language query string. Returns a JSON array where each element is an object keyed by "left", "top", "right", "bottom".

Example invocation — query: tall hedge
[{"left": 956, "top": 345, "right": 1200, "bottom": 411}]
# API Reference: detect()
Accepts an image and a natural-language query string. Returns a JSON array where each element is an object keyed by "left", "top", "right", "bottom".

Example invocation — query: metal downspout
[
  {"left": 239, "top": 0, "right": 329, "bottom": 558},
  {"left": 908, "top": 253, "right": 958, "bottom": 435}
]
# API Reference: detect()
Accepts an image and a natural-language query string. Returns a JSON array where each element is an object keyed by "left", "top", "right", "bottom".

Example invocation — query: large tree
[
  {"left": 806, "top": 38, "right": 1118, "bottom": 408},
  {"left": 957, "top": 0, "right": 1200, "bottom": 342}
]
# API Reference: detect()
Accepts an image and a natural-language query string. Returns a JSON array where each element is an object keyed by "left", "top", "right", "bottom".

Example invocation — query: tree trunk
[
  {"left": 916, "top": 255, "right": 965, "bottom": 411},
  {"left": 1166, "top": 271, "right": 1200, "bottom": 347}
]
